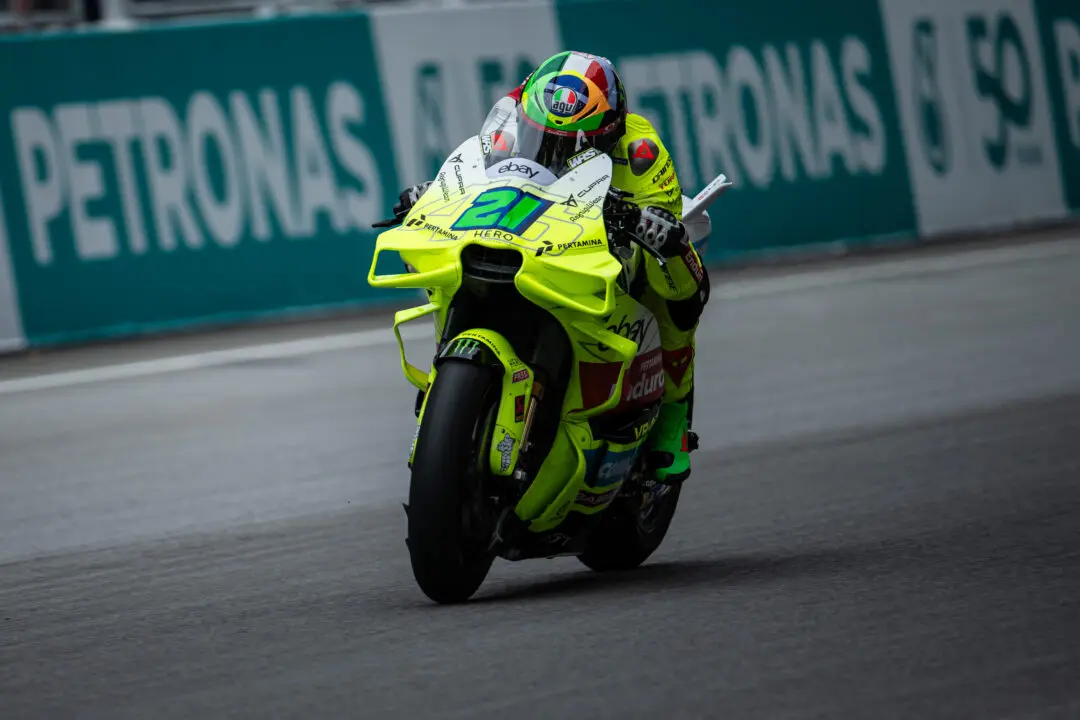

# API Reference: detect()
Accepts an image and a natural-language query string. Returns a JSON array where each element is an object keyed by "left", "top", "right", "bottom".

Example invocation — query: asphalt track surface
[{"left": 2, "top": 231, "right": 1079, "bottom": 719}]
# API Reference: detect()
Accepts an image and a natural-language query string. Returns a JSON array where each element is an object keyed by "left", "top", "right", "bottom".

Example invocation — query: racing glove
[
  {"left": 635, "top": 205, "right": 689, "bottom": 258},
  {"left": 393, "top": 181, "right": 433, "bottom": 218}
]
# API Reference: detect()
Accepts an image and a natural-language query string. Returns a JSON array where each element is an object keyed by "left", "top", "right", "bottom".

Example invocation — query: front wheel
[{"left": 406, "top": 360, "right": 499, "bottom": 603}]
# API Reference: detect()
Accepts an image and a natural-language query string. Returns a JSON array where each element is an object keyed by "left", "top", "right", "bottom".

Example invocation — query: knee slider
[{"left": 665, "top": 268, "right": 710, "bottom": 332}]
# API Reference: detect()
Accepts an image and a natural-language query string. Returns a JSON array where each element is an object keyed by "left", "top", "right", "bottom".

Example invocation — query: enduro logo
[{"left": 623, "top": 366, "right": 664, "bottom": 403}]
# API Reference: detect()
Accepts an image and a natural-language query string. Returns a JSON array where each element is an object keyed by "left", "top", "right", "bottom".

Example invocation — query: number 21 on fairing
[{"left": 451, "top": 188, "right": 553, "bottom": 235}]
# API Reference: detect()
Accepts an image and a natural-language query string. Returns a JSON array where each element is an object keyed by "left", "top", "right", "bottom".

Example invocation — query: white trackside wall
[
  {"left": 880, "top": 0, "right": 1069, "bottom": 236},
  {"left": 0, "top": 181, "right": 26, "bottom": 352}
]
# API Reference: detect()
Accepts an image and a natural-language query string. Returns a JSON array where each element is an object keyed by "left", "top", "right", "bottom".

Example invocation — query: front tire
[{"left": 407, "top": 361, "right": 499, "bottom": 604}]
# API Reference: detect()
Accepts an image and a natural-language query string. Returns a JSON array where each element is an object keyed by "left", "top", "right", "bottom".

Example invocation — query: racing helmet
[{"left": 515, "top": 51, "right": 628, "bottom": 171}]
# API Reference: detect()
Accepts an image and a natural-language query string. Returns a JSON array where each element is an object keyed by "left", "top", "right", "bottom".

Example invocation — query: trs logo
[{"left": 965, "top": 11, "right": 1038, "bottom": 169}]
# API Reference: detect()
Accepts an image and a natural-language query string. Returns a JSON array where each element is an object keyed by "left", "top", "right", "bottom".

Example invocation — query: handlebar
[{"left": 602, "top": 190, "right": 668, "bottom": 267}]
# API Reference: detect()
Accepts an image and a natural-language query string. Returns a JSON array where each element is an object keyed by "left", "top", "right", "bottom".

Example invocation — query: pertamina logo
[{"left": 406, "top": 214, "right": 458, "bottom": 241}]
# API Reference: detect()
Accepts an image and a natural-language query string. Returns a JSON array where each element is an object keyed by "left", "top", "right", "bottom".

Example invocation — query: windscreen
[{"left": 479, "top": 102, "right": 602, "bottom": 185}]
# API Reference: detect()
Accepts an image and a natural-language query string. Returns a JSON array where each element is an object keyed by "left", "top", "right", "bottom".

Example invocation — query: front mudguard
[{"left": 421, "top": 329, "right": 534, "bottom": 478}]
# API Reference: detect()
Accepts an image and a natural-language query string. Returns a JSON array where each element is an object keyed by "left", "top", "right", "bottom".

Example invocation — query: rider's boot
[
  {"left": 646, "top": 333, "right": 699, "bottom": 484},
  {"left": 646, "top": 395, "right": 693, "bottom": 484}
]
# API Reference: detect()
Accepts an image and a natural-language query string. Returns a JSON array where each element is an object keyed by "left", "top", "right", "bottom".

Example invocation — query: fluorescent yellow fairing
[
  {"left": 368, "top": 136, "right": 675, "bottom": 535},
  {"left": 391, "top": 302, "right": 440, "bottom": 391},
  {"left": 514, "top": 425, "right": 586, "bottom": 531}
]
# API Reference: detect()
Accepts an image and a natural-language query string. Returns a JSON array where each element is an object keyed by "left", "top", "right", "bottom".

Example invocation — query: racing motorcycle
[{"left": 368, "top": 121, "right": 731, "bottom": 604}]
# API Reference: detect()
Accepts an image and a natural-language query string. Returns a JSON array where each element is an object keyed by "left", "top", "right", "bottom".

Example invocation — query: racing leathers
[{"left": 597, "top": 111, "right": 709, "bottom": 484}]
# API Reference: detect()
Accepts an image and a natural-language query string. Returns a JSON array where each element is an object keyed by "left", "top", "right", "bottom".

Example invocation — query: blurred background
[{"left": 1, "top": 0, "right": 1079, "bottom": 718}]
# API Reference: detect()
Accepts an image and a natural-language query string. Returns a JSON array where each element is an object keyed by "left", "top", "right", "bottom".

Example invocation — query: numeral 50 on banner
[{"left": 883, "top": 0, "right": 1067, "bottom": 235}]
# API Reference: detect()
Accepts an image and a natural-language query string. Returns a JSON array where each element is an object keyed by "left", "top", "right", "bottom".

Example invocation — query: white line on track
[
  {"left": 0, "top": 235, "right": 1077, "bottom": 397},
  {"left": 0, "top": 324, "right": 434, "bottom": 396}
]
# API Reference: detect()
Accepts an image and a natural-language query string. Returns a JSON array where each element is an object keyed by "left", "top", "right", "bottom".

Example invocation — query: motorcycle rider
[{"left": 392, "top": 51, "right": 710, "bottom": 485}]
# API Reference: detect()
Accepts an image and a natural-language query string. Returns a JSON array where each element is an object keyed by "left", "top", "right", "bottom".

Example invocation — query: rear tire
[
  {"left": 577, "top": 481, "right": 683, "bottom": 572},
  {"left": 407, "top": 361, "right": 499, "bottom": 603}
]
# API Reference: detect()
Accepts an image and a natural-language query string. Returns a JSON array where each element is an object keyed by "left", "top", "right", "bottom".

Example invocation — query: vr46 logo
[{"left": 965, "top": 11, "right": 1039, "bottom": 168}]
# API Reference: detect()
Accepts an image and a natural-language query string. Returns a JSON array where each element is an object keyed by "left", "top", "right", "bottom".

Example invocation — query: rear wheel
[
  {"left": 406, "top": 361, "right": 500, "bottom": 603},
  {"left": 577, "top": 477, "right": 683, "bottom": 572}
]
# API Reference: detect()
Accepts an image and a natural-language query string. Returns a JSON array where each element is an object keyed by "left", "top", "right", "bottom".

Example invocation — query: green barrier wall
[
  {"left": 0, "top": 0, "right": 1078, "bottom": 351},
  {"left": 0, "top": 14, "right": 399, "bottom": 346}
]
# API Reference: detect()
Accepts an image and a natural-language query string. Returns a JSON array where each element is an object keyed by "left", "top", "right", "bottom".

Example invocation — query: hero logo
[{"left": 499, "top": 162, "right": 541, "bottom": 179}]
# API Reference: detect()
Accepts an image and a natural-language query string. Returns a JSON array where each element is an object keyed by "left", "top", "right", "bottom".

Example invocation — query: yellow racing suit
[{"left": 606, "top": 112, "right": 708, "bottom": 409}]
